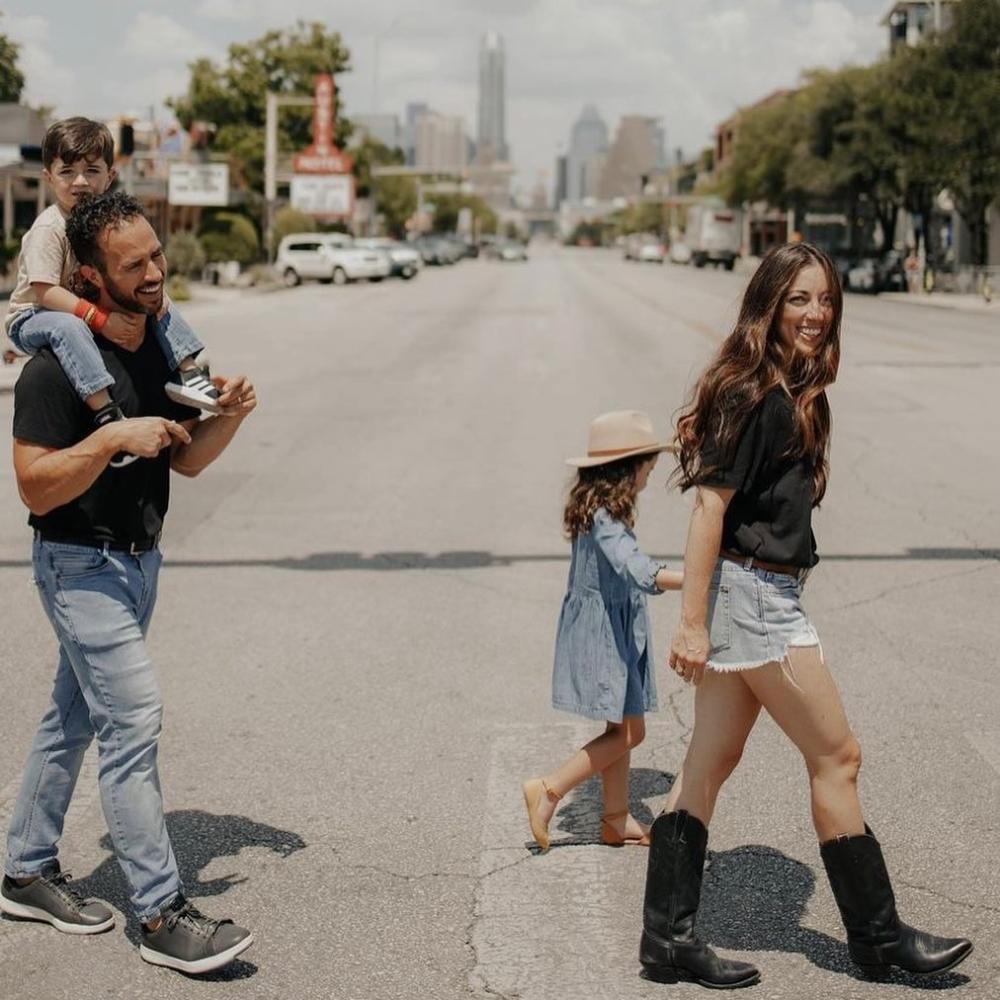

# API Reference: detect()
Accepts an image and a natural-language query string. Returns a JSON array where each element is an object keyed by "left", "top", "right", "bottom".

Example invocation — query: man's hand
[
  {"left": 213, "top": 375, "right": 258, "bottom": 418},
  {"left": 102, "top": 312, "right": 146, "bottom": 352},
  {"left": 106, "top": 416, "right": 191, "bottom": 458},
  {"left": 668, "top": 620, "right": 710, "bottom": 686}
]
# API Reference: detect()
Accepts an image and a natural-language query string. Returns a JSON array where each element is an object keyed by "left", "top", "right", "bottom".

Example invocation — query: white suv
[{"left": 275, "top": 233, "right": 391, "bottom": 286}]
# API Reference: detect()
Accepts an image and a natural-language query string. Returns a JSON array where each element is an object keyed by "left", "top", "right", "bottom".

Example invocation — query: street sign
[
  {"left": 168, "top": 163, "right": 229, "bottom": 206},
  {"left": 290, "top": 174, "right": 354, "bottom": 217}
]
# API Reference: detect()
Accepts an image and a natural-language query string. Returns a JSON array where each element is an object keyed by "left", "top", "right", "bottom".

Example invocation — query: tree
[
  {"left": 430, "top": 193, "right": 496, "bottom": 235},
  {"left": 931, "top": 0, "right": 1000, "bottom": 265},
  {"left": 169, "top": 22, "right": 352, "bottom": 193},
  {"left": 199, "top": 212, "right": 260, "bottom": 264},
  {"left": 165, "top": 231, "right": 207, "bottom": 278},
  {"left": 0, "top": 19, "right": 24, "bottom": 102},
  {"left": 351, "top": 135, "right": 417, "bottom": 237}
]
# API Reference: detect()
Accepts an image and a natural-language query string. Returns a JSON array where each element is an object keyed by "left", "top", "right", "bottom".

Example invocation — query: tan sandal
[
  {"left": 601, "top": 809, "right": 650, "bottom": 847},
  {"left": 522, "top": 778, "right": 562, "bottom": 850}
]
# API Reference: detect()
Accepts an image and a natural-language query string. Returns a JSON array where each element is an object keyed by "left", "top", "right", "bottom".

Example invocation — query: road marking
[{"left": 469, "top": 723, "right": 680, "bottom": 1000}]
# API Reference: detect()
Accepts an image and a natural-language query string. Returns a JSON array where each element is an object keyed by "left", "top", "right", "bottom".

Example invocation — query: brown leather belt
[{"left": 720, "top": 549, "right": 802, "bottom": 577}]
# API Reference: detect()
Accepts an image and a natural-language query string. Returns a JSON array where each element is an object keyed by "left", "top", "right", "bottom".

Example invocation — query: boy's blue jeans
[
  {"left": 8, "top": 306, "right": 204, "bottom": 402},
  {"left": 4, "top": 538, "right": 183, "bottom": 922}
]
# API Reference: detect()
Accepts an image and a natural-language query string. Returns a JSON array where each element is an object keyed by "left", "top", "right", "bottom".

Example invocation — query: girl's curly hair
[{"left": 563, "top": 453, "right": 652, "bottom": 539}]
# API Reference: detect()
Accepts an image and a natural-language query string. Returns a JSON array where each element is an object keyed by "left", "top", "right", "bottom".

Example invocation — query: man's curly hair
[{"left": 65, "top": 190, "right": 147, "bottom": 271}]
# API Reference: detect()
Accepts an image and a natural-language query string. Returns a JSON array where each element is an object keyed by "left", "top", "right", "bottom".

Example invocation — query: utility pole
[{"left": 264, "top": 91, "right": 313, "bottom": 261}]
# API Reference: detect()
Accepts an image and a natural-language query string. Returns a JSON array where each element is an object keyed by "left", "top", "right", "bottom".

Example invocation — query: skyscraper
[
  {"left": 477, "top": 31, "right": 508, "bottom": 163},
  {"left": 566, "top": 105, "right": 609, "bottom": 202}
]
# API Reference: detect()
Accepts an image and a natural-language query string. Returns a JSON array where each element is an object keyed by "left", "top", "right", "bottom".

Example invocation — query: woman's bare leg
[
  {"left": 664, "top": 670, "right": 762, "bottom": 825},
  {"left": 534, "top": 716, "right": 644, "bottom": 826},
  {"left": 740, "top": 646, "right": 865, "bottom": 841}
]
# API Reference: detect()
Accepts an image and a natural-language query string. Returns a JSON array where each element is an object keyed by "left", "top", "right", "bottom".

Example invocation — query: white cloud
[
  {"left": 3, "top": 14, "right": 77, "bottom": 111},
  {"left": 122, "top": 12, "right": 221, "bottom": 62},
  {"left": 196, "top": 0, "right": 254, "bottom": 20}
]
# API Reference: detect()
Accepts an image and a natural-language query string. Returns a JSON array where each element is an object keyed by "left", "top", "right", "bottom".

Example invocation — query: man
[{"left": 0, "top": 191, "right": 256, "bottom": 975}]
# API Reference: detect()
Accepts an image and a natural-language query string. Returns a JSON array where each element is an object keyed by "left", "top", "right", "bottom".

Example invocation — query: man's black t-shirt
[
  {"left": 698, "top": 389, "right": 818, "bottom": 568},
  {"left": 13, "top": 320, "right": 199, "bottom": 546}
]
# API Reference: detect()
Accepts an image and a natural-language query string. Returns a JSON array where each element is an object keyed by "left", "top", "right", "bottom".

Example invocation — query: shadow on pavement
[
  {"left": 545, "top": 767, "right": 672, "bottom": 848},
  {"left": 541, "top": 774, "right": 969, "bottom": 989},
  {"left": 701, "top": 845, "right": 969, "bottom": 989},
  {"left": 75, "top": 808, "right": 306, "bottom": 976},
  {"left": 0, "top": 547, "right": 997, "bottom": 573},
  {"left": 3, "top": 547, "right": 996, "bottom": 572}
]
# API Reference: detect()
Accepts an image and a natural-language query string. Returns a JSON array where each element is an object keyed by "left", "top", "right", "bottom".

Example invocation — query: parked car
[
  {"left": 623, "top": 233, "right": 664, "bottom": 262},
  {"left": 411, "top": 234, "right": 460, "bottom": 265},
  {"left": 353, "top": 238, "right": 421, "bottom": 279},
  {"left": 668, "top": 241, "right": 693, "bottom": 265},
  {"left": 490, "top": 240, "right": 528, "bottom": 262},
  {"left": 845, "top": 251, "right": 906, "bottom": 293},
  {"left": 275, "top": 233, "right": 390, "bottom": 286},
  {"left": 637, "top": 240, "right": 666, "bottom": 263}
]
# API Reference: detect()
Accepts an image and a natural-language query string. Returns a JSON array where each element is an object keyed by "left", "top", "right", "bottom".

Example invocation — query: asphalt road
[{"left": 0, "top": 246, "right": 997, "bottom": 999}]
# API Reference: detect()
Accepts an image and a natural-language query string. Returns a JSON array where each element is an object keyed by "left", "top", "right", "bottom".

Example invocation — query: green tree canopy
[
  {"left": 199, "top": 211, "right": 261, "bottom": 264},
  {"left": 168, "top": 21, "right": 352, "bottom": 192},
  {"left": 0, "top": 19, "right": 25, "bottom": 103},
  {"left": 430, "top": 193, "right": 497, "bottom": 236},
  {"left": 351, "top": 135, "right": 417, "bottom": 237}
]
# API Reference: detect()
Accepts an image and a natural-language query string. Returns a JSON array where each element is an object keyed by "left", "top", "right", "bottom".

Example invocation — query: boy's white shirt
[{"left": 4, "top": 204, "right": 78, "bottom": 337}]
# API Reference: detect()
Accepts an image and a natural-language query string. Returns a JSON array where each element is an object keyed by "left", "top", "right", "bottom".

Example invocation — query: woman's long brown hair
[
  {"left": 563, "top": 453, "right": 651, "bottom": 539},
  {"left": 673, "top": 242, "right": 842, "bottom": 505}
]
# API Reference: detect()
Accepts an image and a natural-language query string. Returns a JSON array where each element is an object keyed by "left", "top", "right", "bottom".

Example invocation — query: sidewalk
[{"left": 877, "top": 291, "right": 997, "bottom": 315}]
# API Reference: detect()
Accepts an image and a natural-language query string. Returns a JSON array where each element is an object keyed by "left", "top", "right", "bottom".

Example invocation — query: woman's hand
[{"left": 669, "top": 620, "right": 710, "bottom": 686}]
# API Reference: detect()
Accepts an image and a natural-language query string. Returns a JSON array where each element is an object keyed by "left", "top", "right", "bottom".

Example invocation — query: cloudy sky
[{"left": 2, "top": 0, "right": 890, "bottom": 198}]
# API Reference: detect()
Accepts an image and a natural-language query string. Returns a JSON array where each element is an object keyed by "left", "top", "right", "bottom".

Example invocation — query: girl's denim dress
[{"left": 551, "top": 507, "right": 662, "bottom": 723}]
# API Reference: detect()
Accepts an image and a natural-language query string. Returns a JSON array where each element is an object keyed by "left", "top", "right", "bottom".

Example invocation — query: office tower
[
  {"left": 566, "top": 105, "right": 609, "bottom": 202},
  {"left": 477, "top": 31, "right": 508, "bottom": 163},
  {"left": 598, "top": 115, "right": 664, "bottom": 200}
]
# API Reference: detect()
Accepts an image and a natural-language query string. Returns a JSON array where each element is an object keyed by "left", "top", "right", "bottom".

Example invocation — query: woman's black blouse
[{"left": 698, "top": 389, "right": 818, "bottom": 568}]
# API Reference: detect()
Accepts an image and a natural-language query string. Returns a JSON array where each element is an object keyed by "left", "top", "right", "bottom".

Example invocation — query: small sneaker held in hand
[
  {"left": 93, "top": 401, "right": 139, "bottom": 468},
  {"left": 165, "top": 364, "right": 222, "bottom": 414},
  {"left": 139, "top": 895, "right": 253, "bottom": 974},
  {"left": 0, "top": 864, "right": 115, "bottom": 934}
]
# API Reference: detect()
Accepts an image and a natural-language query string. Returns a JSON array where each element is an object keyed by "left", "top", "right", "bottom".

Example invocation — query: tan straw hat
[{"left": 566, "top": 410, "right": 677, "bottom": 468}]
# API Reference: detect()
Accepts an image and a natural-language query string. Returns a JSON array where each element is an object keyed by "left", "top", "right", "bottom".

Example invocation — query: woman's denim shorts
[{"left": 706, "top": 557, "right": 820, "bottom": 672}]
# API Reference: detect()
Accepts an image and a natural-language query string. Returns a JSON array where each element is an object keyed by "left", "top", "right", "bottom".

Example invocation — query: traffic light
[{"left": 119, "top": 123, "right": 135, "bottom": 156}]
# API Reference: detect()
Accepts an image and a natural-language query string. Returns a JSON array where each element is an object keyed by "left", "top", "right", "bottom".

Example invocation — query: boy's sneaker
[
  {"left": 165, "top": 367, "right": 222, "bottom": 414},
  {"left": 93, "top": 401, "right": 139, "bottom": 469},
  {"left": 0, "top": 864, "right": 115, "bottom": 934},
  {"left": 139, "top": 895, "right": 253, "bottom": 974}
]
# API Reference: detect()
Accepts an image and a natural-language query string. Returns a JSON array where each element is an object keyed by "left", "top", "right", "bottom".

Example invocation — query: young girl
[{"left": 522, "top": 410, "right": 682, "bottom": 851}]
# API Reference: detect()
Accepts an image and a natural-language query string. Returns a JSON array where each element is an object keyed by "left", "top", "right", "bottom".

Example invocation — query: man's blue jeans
[
  {"left": 4, "top": 538, "right": 183, "bottom": 922},
  {"left": 8, "top": 305, "right": 204, "bottom": 402}
]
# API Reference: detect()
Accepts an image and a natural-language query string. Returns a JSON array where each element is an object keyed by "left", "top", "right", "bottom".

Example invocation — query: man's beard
[{"left": 103, "top": 274, "right": 162, "bottom": 316}]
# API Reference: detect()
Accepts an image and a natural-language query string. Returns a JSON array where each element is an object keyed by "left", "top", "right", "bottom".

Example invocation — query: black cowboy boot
[
  {"left": 640, "top": 810, "right": 760, "bottom": 989},
  {"left": 820, "top": 826, "right": 972, "bottom": 978}
]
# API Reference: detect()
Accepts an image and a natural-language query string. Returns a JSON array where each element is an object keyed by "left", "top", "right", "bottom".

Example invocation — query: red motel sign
[{"left": 293, "top": 74, "right": 353, "bottom": 175}]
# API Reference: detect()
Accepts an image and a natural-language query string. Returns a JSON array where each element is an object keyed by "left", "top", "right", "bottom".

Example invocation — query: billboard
[
  {"left": 290, "top": 174, "right": 354, "bottom": 217},
  {"left": 168, "top": 163, "right": 230, "bottom": 207}
]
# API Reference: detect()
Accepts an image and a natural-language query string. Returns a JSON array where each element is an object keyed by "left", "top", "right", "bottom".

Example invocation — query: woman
[{"left": 639, "top": 243, "right": 972, "bottom": 989}]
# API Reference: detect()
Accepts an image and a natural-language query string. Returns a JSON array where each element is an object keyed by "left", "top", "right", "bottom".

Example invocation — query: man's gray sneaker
[
  {"left": 139, "top": 895, "right": 253, "bottom": 974},
  {"left": 0, "top": 865, "right": 114, "bottom": 934},
  {"left": 165, "top": 367, "right": 222, "bottom": 414}
]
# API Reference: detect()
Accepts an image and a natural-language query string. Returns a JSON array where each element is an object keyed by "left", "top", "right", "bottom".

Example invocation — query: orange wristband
[
  {"left": 73, "top": 299, "right": 91, "bottom": 320},
  {"left": 89, "top": 308, "right": 109, "bottom": 333}
]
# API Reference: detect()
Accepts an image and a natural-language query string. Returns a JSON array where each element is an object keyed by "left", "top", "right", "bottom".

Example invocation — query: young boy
[{"left": 4, "top": 117, "right": 220, "bottom": 465}]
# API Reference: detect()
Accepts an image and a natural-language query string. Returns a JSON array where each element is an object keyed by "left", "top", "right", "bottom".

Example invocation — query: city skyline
[{"left": 2, "top": 0, "right": 888, "bottom": 197}]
